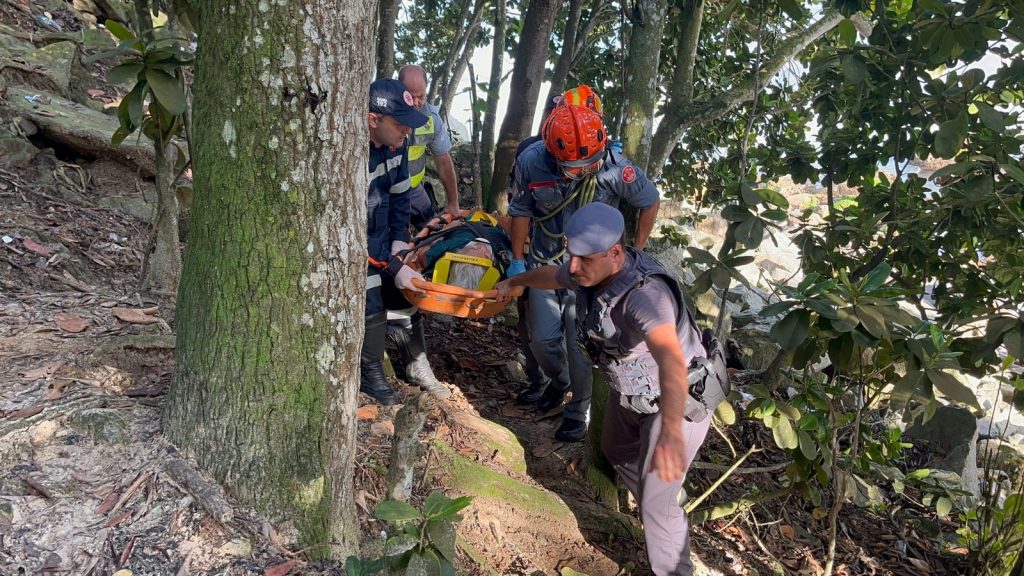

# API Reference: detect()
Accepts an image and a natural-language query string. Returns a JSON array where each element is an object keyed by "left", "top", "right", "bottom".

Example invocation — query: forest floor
[{"left": 0, "top": 1, "right": 974, "bottom": 574}]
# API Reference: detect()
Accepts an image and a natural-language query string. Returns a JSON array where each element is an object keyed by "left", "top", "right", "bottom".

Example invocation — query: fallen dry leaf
[
  {"left": 22, "top": 238, "right": 53, "bottom": 256},
  {"left": 87, "top": 88, "right": 105, "bottom": 98},
  {"left": 780, "top": 524, "right": 796, "bottom": 540},
  {"left": 356, "top": 404, "right": 379, "bottom": 421},
  {"left": 54, "top": 312, "right": 89, "bottom": 333},
  {"left": 264, "top": 560, "right": 298, "bottom": 576},
  {"left": 112, "top": 307, "right": 160, "bottom": 325},
  {"left": 355, "top": 489, "right": 371, "bottom": 515},
  {"left": 370, "top": 420, "right": 394, "bottom": 436},
  {"left": 20, "top": 362, "right": 63, "bottom": 380},
  {"left": 7, "top": 405, "right": 44, "bottom": 419},
  {"left": 105, "top": 510, "right": 132, "bottom": 528}
]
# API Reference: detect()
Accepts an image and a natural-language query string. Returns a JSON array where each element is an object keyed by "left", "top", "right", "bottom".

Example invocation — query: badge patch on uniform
[
  {"left": 622, "top": 166, "right": 637, "bottom": 184},
  {"left": 403, "top": 90, "right": 415, "bottom": 106}
]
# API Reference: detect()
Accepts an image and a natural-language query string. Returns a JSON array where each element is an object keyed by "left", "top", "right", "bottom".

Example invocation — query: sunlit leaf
[
  {"left": 772, "top": 416, "right": 799, "bottom": 450},
  {"left": 926, "top": 370, "right": 980, "bottom": 408}
]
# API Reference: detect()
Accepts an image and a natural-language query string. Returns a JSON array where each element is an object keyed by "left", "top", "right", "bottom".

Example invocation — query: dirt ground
[{"left": 0, "top": 1, "right": 975, "bottom": 573}]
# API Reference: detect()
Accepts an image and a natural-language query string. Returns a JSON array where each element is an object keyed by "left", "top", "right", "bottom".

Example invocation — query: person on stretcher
[{"left": 402, "top": 211, "right": 514, "bottom": 292}]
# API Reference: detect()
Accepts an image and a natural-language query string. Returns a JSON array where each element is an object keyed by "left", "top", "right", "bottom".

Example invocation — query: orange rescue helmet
[
  {"left": 562, "top": 84, "right": 603, "bottom": 117},
  {"left": 541, "top": 104, "right": 607, "bottom": 168}
]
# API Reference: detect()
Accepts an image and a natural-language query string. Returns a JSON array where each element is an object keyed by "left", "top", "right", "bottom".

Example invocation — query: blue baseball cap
[
  {"left": 369, "top": 79, "right": 428, "bottom": 129},
  {"left": 566, "top": 203, "right": 625, "bottom": 256}
]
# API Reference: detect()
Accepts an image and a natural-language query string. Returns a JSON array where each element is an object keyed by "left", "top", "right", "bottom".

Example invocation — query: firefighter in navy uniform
[
  {"left": 363, "top": 78, "right": 450, "bottom": 405},
  {"left": 495, "top": 203, "right": 731, "bottom": 576}
]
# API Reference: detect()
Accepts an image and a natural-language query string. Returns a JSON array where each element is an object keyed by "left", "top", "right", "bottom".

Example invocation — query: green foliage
[
  {"left": 347, "top": 492, "right": 473, "bottom": 575},
  {"left": 103, "top": 20, "right": 192, "bottom": 147}
]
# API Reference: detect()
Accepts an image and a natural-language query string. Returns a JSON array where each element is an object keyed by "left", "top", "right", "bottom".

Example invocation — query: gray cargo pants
[
  {"left": 526, "top": 287, "right": 592, "bottom": 422},
  {"left": 603, "top": 392, "right": 712, "bottom": 576}
]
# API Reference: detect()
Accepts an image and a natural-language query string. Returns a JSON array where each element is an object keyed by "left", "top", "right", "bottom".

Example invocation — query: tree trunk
[
  {"left": 647, "top": 9, "right": 846, "bottom": 178},
  {"left": 143, "top": 141, "right": 181, "bottom": 294},
  {"left": 487, "top": 0, "right": 559, "bottom": 215},
  {"left": 468, "top": 64, "right": 483, "bottom": 207},
  {"left": 479, "top": 0, "right": 505, "bottom": 205},
  {"left": 619, "top": 0, "right": 668, "bottom": 173},
  {"left": 165, "top": 0, "right": 372, "bottom": 557},
  {"left": 428, "top": 0, "right": 473, "bottom": 103},
  {"left": 543, "top": 0, "right": 585, "bottom": 103},
  {"left": 376, "top": 0, "right": 400, "bottom": 79},
  {"left": 441, "top": 0, "right": 486, "bottom": 120}
]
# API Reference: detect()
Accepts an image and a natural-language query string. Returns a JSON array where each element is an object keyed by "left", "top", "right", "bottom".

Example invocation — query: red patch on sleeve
[{"left": 622, "top": 166, "right": 637, "bottom": 184}]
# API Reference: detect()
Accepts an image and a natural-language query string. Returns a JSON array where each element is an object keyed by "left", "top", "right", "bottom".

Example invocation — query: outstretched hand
[
  {"left": 495, "top": 279, "right": 524, "bottom": 304},
  {"left": 649, "top": 422, "right": 687, "bottom": 483}
]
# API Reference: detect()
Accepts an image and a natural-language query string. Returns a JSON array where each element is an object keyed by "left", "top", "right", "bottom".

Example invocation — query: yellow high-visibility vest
[{"left": 407, "top": 114, "right": 436, "bottom": 189}]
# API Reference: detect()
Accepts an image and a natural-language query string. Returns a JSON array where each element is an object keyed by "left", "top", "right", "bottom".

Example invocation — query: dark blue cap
[
  {"left": 566, "top": 203, "right": 624, "bottom": 256},
  {"left": 369, "top": 79, "right": 428, "bottom": 129}
]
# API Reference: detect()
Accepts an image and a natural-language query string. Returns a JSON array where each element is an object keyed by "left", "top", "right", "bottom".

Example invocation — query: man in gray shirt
[{"left": 496, "top": 203, "right": 713, "bottom": 576}]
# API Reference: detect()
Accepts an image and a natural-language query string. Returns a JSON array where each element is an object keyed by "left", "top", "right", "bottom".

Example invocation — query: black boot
[
  {"left": 554, "top": 418, "right": 587, "bottom": 442},
  {"left": 399, "top": 314, "right": 451, "bottom": 399},
  {"left": 515, "top": 378, "right": 548, "bottom": 405},
  {"left": 536, "top": 384, "right": 568, "bottom": 413},
  {"left": 360, "top": 313, "right": 399, "bottom": 406}
]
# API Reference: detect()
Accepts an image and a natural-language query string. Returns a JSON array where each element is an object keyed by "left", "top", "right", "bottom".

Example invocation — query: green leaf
[
  {"left": 935, "top": 496, "right": 953, "bottom": 517},
  {"left": 860, "top": 262, "right": 891, "bottom": 292},
  {"left": 374, "top": 500, "right": 423, "bottom": 522},
  {"left": 722, "top": 205, "right": 752, "bottom": 222},
  {"left": 145, "top": 69, "right": 187, "bottom": 115},
  {"left": 383, "top": 534, "right": 419, "bottom": 557},
  {"left": 934, "top": 115, "right": 967, "bottom": 159},
  {"left": 105, "top": 19, "right": 134, "bottom": 41},
  {"left": 832, "top": 307, "right": 859, "bottom": 333},
  {"left": 111, "top": 126, "right": 131, "bottom": 146},
  {"left": 760, "top": 301, "right": 797, "bottom": 317},
  {"left": 855, "top": 305, "right": 888, "bottom": 339},
  {"left": 1001, "top": 163, "right": 1024, "bottom": 185},
  {"left": 425, "top": 495, "right": 472, "bottom": 522},
  {"left": 761, "top": 208, "right": 788, "bottom": 221},
  {"left": 757, "top": 187, "right": 790, "bottom": 209},
  {"left": 714, "top": 400, "right": 736, "bottom": 425},
  {"left": 775, "top": 401, "right": 801, "bottom": 421},
  {"left": 406, "top": 549, "right": 442, "bottom": 576},
  {"left": 710, "top": 265, "right": 731, "bottom": 289},
  {"left": 777, "top": 0, "right": 803, "bottom": 19},
  {"left": 891, "top": 371, "right": 923, "bottom": 404},
  {"left": 426, "top": 520, "right": 457, "bottom": 562},
  {"left": 929, "top": 161, "right": 974, "bottom": 182},
  {"left": 124, "top": 80, "right": 146, "bottom": 129},
  {"left": 842, "top": 54, "right": 867, "bottom": 85},
  {"left": 107, "top": 62, "right": 144, "bottom": 85},
  {"left": 736, "top": 216, "right": 764, "bottom": 247},
  {"left": 907, "top": 468, "right": 931, "bottom": 481},
  {"left": 739, "top": 182, "right": 761, "bottom": 205},
  {"left": 686, "top": 247, "right": 717, "bottom": 264},
  {"left": 976, "top": 103, "right": 1005, "bottom": 133},
  {"left": 422, "top": 492, "right": 450, "bottom": 518},
  {"left": 692, "top": 270, "right": 713, "bottom": 294},
  {"left": 926, "top": 370, "right": 980, "bottom": 408},
  {"left": 836, "top": 19, "right": 857, "bottom": 45},
  {"left": 772, "top": 416, "right": 799, "bottom": 450},
  {"left": 771, "top": 309, "right": 811, "bottom": 351},
  {"left": 798, "top": 430, "right": 817, "bottom": 460}
]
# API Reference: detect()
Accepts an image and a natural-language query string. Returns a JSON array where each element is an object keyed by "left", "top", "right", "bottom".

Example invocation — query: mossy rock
[
  {"left": 0, "top": 31, "right": 34, "bottom": 59},
  {"left": 69, "top": 408, "right": 130, "bottom": 444},
  {"left": 22, "top": 41, "right": 78, "bottom": 96},
  {"left": 445, "top": 410, "right": 527, "bottom": 476},
  {"left": 97, "top": 196, "right": 153, "bottom": 222},
  {"left": 0, "top": 128, "right": 39, "bottom": 169}
]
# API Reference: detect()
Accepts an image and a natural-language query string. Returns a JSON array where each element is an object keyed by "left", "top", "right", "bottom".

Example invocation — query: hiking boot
[
  {"left": 536, "top": 385, "right": 567, "bottom": 413},
  {"left": 554, "top": 418, "right": 587, "bottom": 442},
  {"left": 360, "top": 313, "right": 399, "bottom": 405},
  {"left": 515, "top": 379, "right": 548, "bottom": 405},
  {"left": 402, "top": 314, "right": 451, "bottom": 399}
]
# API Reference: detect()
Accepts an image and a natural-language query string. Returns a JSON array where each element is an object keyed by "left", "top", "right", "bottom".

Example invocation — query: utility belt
[{"left": 617, "top": 328, "right": 730, "bottom": 422}]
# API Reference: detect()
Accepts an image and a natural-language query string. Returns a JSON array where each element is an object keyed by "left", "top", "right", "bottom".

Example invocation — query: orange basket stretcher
[{"left": 397, "top": 210, "right": 511, "bottom": 319}]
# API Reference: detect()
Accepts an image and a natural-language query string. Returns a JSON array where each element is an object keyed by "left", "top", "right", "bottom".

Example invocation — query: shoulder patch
[{"left": 622, "top": 166, "right": 637, "bottom": 184}]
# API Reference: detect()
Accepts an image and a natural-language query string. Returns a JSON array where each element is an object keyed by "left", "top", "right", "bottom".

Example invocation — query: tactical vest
[
  {"left": 576, "top": 248, "right": 730, "bottom": 421},
  {"left": 408, "top": 114, "right": 435, "bottom": 189}
]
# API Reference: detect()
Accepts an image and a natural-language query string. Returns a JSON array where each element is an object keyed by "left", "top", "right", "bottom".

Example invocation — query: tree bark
[
  {"left": 376, "top": 0, "right": 401, "bottom": 79},
  {"left": 647, "top": 9, "right": 846, "bottom": 178},
  {"left": 441, "top": 0, "right": 486, "bottom": 121},
  {"left": 468, "top": 63, "right": 483, "bottom": 207},
  {"left": 165, "top": 0, "right": 372, "bottom": 558},
  {"left": 619, "top": 0, "right": 668, "bottom": 173},
  {"left": 479, "top": 0, "right": 505, "bottom": 204},
  {"left": 143, "top": 141, "right": 180, "bottom": 294},
  {"left": 487, "top": 0, "right": 560, "bottom": 215},
  {"left": 543, "top": 0, "right": 585, "bottom": 103}
]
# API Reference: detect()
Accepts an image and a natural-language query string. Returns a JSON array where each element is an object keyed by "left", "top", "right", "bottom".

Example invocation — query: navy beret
[{"left": 566, "top": 203, "right": 624, "bottom": 256}]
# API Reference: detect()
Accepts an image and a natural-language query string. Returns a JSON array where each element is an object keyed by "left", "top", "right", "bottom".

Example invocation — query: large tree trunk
[
  {"left": 619, "top": 0, "right": 668, "bottom": 173},
  {"left": 487, "top": 0, "right": 559, "bottom": 215},
  {"left": 647, "top": 9, "right": 847, "bottom": 178},
  {"left": 165, "top": 0, "right": 372, "bottom": 557},
  {"left": 479, "top": 0, "right": 505, "bottom": 205},
  {"left": 376, "top": 0, "right": 400, "bottom": 79}
]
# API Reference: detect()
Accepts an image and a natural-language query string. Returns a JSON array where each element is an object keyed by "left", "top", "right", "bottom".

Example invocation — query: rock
[
  {"left": 3, "top": 86, "right": 157, "bottom": 175},
  {"left": 93, "top": 0, "right": 132, "bottom": 26},
  {"left": 730, "top": 323, "right": 780, "bottom": 371},
  {"left": 0, "top": 30, "right": 35, "bottom": 59},
  {"left": 21, "top": 41, "right": 78, "bottom": 97},
  {"left": 0, "top": 127, "right": 39, "bottom": 168},
  {"left": 904, "top": 405, "right": 980, "bottom": 502},
  {"left": 977, "top": 439, "right": 1024, "bottom": 489},
  {"left": 68, "top": 408, "right": 130, "bottom": 444},
  {"left": 97, "top": 196, "right": 153, "bottom": 222},
  {"left": 216, "top": 538, "right": 253, "bottom": 557}
]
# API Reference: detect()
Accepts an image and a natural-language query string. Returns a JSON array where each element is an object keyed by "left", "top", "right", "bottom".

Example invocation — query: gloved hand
[
  {"left": 391, "top": 240, "right": 411, "bottom": 257},
  {"left": 394, "top": 264, "right": 425, "bottom": 293},
  {"left": 507, "top": 259, "right": 526, "bottom": 277},
  {"left": 609, "top": 140, "right": 623, "bottom": 153}
]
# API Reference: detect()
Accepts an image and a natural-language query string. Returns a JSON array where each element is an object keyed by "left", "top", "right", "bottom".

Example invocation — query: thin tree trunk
[
  {"left": 429, "top": 0, "right": 474, "bottom": 102},
  {"left": 376, "top": 0, "right": 400, "bottom": 79},
  {"left": 441, "top": 0, "right": 486, "bottom": 120},
  {"left": 543, "top": 0, "right": 585, "bottom": 103},
  {"left": 143, "top": 141, "right": 181, "bottom": 294},
  {"left": 131, "top": 0, "right": 151, "bottom": 35},
  {"left": 166, "top": 0, "right": 372, "bottom": 557},
  {"left": 619, "top": 0, "right": 668, "bottom": 173},
  {"left": 568, "top": 0, "right": 606, "bottom": 71},
  {"left": 487, "top": 0, "right": 560, "bottom": 215},
  {"left": 647, "top": 9, "right": 846, "bottom": 178},
  {"left": 480, "top": 0, "right": 505, "bottom": 205},
  {"left": 468, "top": 64, "right": 483, "bottom": 207}
]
